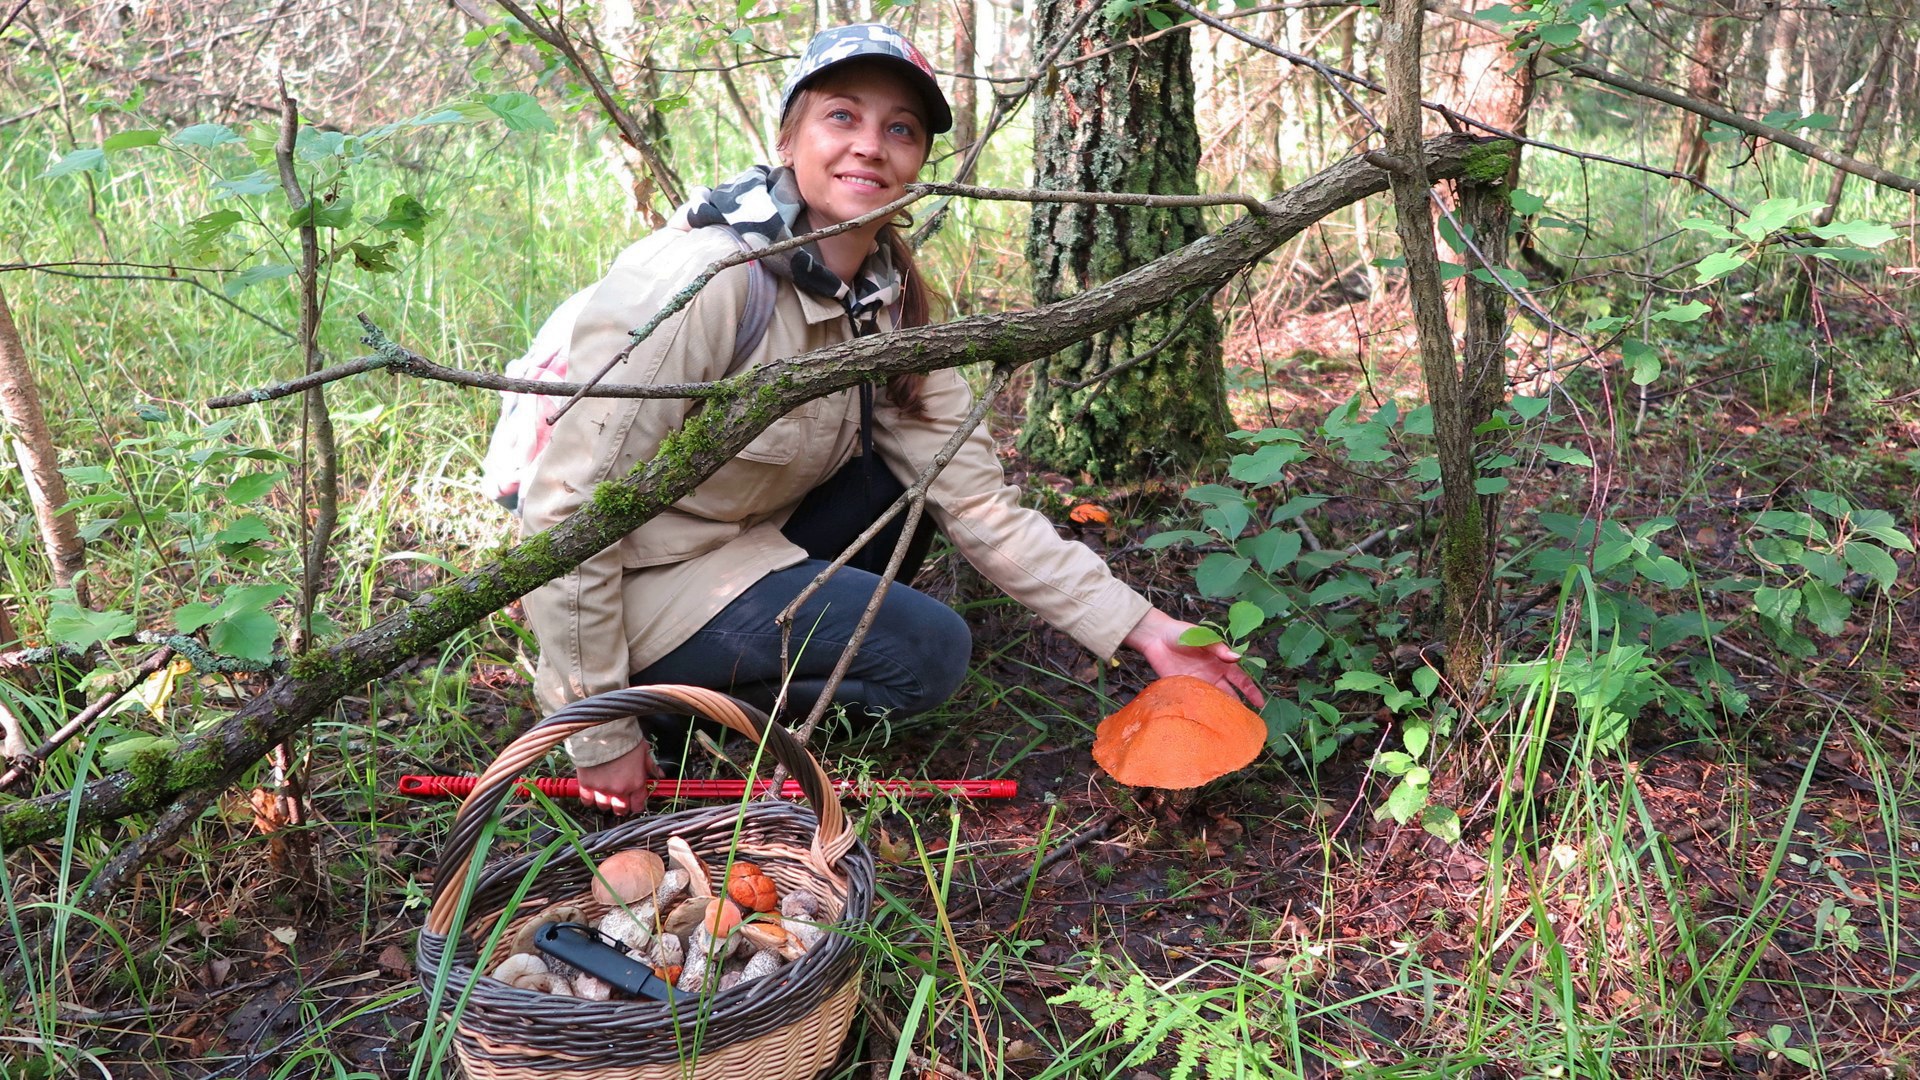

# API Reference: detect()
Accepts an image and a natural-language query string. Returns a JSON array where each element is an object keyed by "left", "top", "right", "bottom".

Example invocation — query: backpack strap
[{"left": 721, "top": 227, "right": 778, "bottom": 365}]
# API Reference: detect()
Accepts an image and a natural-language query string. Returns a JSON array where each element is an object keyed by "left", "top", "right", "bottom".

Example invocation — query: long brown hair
[{"left": 777, "top": 79, "right": 933, "bottom": 418}]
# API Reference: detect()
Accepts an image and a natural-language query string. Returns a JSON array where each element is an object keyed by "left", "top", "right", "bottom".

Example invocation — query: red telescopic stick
[{"left": 395, "top": 775, "right": 1016, "bottom": 800}]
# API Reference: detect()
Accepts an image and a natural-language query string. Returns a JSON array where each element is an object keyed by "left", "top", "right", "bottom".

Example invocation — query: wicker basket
[{"left": 416, "top": 685, "right": 875, "bottom": 1079}]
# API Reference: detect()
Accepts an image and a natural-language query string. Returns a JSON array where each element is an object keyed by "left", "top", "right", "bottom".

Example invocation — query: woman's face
[{"left": 779, "top": 62, "right": 930, "bottom": 230}]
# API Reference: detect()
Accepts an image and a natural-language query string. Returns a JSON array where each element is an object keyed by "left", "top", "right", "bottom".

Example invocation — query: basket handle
[{"left": 425, "top": 685, "right": 853, "bottom": 934}]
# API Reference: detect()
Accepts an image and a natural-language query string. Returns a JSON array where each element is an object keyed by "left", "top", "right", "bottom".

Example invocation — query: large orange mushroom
[{"left": 1092, "top": 675, "right": 1266, "bottom": 789}]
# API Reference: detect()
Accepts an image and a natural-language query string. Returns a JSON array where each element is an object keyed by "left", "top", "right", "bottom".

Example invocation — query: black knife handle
[{"left": 531, "top": 921, "right": 676, "bottom": 1002}]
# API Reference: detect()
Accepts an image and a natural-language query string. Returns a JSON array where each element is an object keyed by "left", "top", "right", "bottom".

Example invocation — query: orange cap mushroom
[
  {"left": 725, "top": 861, "right": 779, "bottom": 914},
  {"left": 1091, "top": 675, "right": 1265, "bottom": 789}
]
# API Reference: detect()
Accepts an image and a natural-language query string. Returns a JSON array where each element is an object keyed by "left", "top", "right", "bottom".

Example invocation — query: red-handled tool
[{"left": 396, "top": 774, "right": 1017, "bottom": 800}]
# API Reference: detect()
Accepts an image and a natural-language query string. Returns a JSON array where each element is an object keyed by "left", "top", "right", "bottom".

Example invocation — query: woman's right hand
[{"left": 576, "top": 743, "right": 665, "bottom": 815}]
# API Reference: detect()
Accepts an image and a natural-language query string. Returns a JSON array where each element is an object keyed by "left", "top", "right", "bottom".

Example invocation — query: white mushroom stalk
[{"left": 665, "top": 837, "right": 714, "bottom": 899}]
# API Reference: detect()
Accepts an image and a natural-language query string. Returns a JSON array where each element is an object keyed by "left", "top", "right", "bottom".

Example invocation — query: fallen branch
[{"left": 0, "top": 133, "right": 1494, "bottom": 847}]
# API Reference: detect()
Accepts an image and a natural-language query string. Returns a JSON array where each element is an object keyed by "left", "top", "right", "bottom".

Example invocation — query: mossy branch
[{"left": 0, "top": 133, "right": 1494, "bottom": 847}]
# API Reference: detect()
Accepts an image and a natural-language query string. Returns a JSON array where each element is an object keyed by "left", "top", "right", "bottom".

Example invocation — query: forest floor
[{"left": 9, "top": 309, "right": 1920, "bottom": 1079}]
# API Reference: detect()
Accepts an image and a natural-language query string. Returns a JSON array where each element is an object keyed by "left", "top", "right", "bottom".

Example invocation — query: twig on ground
[
  {"left": 948, "top": 809, "right": 1125, "bottom": 922},
  {"left": 861, "top": 998, "right": 985, "bottom": 1080}
]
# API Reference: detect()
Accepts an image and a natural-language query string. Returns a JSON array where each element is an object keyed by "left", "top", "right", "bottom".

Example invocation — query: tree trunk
[
  {"left": 0, "top": 135, "right": 1497, "bottom": 846},
  {"left": 1021, "top": 0, "right": 1228, "bottom": 483},
  {"left": 1673, "top": 1, "right": 1740, "bottom": 182},
  {"left": 1761, "top": 5, "right": 1803, "bottom": 117},
  {"left": 951, "top": 0, "right": 978, "bottom": 156},
  {"left": 0, "top": 284, "right": 88, "bottom": 608},
  {"left": 1381, "top": 0, "right": 1502, "bottom": 687}
]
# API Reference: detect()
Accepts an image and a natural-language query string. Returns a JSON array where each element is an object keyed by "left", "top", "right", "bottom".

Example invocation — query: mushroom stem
[{"left": 666, "top": 837, "right": 715, "bottom": 900}]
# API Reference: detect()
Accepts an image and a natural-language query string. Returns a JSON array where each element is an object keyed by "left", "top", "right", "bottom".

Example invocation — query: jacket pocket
[{"left": 735, "top": 410, "right": 813, "bottom": 465}]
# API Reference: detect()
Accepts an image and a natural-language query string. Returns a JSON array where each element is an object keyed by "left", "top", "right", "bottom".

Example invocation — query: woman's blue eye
[
  {"left": 827, "top": 108, "right": 854, "bottom": 122},
  {"left": 889, "top": 122, "right": 916, "bottom": 138}
]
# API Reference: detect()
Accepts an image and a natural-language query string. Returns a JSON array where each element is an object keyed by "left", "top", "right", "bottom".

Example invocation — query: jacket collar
[{"left": 795, "top": 286, "right": 846, "bottom": 325}]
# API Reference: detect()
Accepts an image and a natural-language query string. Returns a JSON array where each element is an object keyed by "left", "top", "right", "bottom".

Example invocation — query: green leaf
[
  {"left": 1306, "top": 575, "right": 1374, "bottom": 604},
  {"left": 1842, "top": 542, "right": 1898, "bottom": 590},
  {"left": 42, "top": 148, "right": 107, "bottom": 178},
  {"left": 1510, "top": 395, "right": 1549, "bottom": 420},
  {"left": 1421, "top": 805, "right": 1462, "bottom": 843},
  {"left": 1336, "top": 670, "right": 1388, "bottom": 692},
  {"left": 172, "top": 122, "right": 241, "bottom": 148},
  {"left": 372, "top": 193, "right": 434, "bottom": 242},
  {"left": 213, "top": 170, "right": 279, "bottom": 198},
  {"left": 1695, "top": 249, "right": 1749, "bottom": 285},
  {"left": 223, "top": 263, "right": 297, "bottom": 297},
  {"left": 1412, "top": 667, "right": 1439, "bottom": 698},
  {"left": 1194, "top": 554, "right": 1252, "bottom": 598},
  {"left": 1474, "top": 477, "right": 1508, "bottom": 495},
  {"left": 1635, "top": 554, "right": 1691, "bottom": 588},
  {"left": 216, "top": 583, "right": 292, "bottom": 619},
  {"left": 1375, "top": 750, "right": 1414, "bottom": 774},
  {"left": 486, "top": 91, "right": 557, "bottom": 132},
  {"left": 226, "top": 472, "right": 285, "bottom": 506},
  {"left": 1537, "top": 444, "right": 1594, "bottom": 467},
  {"left": 103, "top": 128, "right": 164, "bottom": 153},
  {"left": 1622, "top": 340, "right": 1661, "bottom": 385},
  {"left": 1142, "top": 529, "right": 1211, "bottom": 549},
  {"left": 1263, "top": 698, "right": 1302, "bottom": 750},
  {"left": 1242, "top": 528, "right": 1302, "bottom": 574},
  {"left": 1228, "top": 440, "right": 1304, "bottom": 486},
  {"left": 173, "top": 601, "right": 218, "bottom": 633},
  {"left": 180, "top": 209, "right": 243, "bottom": 260},
  {"left": 1854, "top": 524, "right": 1914, "bottom": 552},
  {"left": 1535, "top": 21, "right": 1580, "bottom": 45},
  {"left": 1679, "top": 217, "right": 1740, "bottom": 241},
  {"left": 47, "top": 603, "right": 135, "bottom": 648},
  {"left": 1796, "top": 549, "right": 1845, "bottom": 586},
  {"left": 1651, "top": 300, "right": 1712, "bottom": 324},
  {"left": 1800, "top": 581, "right": 1851, "bottom": 635},
  {"left": 346, "top": 240, "right": 400, "bottom": 272},
  {"left": 1268, "top": 494, "right": 1329, "bottom": 523},
  {"left": 1650, "top": 610, "right": 1719, "bottom": 650},
  {"left": 209, "top": 608, "right": 280, "bottom": 662},
  {"left": 1436, "top": 262, "right": 1468, "bottom": 282},
  {"left": 1470, "top": 266, "right": 1530, "bottom": 290},
  {"left": 286, "top": 195, "right": 355, "bottom": 229},
  {"left": 1738, "top": 197, "right": 1826, "bottom": 241},
  {"left": 1809, "top": 219, "right": 1898, "bottom": 248},
  {"left": 1381, "top": 776, "right": 1427, "bottom": 824},
  {"left": 1178, "top": 626, "right": 1224, "bottom": 647},
  {"left": 1754, "top": 585, "right": 1802, "bottom": 625},
  {"left": 1509, "top": 189, "right": 1546, "bottom": 215},
  {"left": 1804, "top": 489, "right": 1850, "bottom": 517},
  {"left": 1402, "top": 720, "right": 1430, "bottom": 759},
  {"left": 1752, "top": 509, "right": 1828, "bottom": 541},
  {"left": 1227, "top": 601, "right": 1265, "bottom": 640},
  {"left": 215, "top": 515, "right": 273, "bottom": 547},
  {"left": 1275, "top": 622, "right": 1325, "bottom": 667}
]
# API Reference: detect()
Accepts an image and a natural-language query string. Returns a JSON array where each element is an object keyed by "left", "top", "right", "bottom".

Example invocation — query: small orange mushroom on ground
[
  {"left": 1068, "top": 503, "right": 1112, "bottom": 526},
  {"left": 725, "top": 861, "right": 779, "bottom": 913},
  {"left": 1092, "top": 675, "right": 1265, "bottom": 789}
]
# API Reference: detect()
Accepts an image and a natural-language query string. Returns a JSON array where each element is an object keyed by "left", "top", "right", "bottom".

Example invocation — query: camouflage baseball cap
[{"left": 779, "top": 24, "right": 953, "bottom": 135}]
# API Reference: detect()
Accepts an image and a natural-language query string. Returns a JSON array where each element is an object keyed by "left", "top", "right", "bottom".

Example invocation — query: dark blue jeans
[{"left": 631, "top": 457, "right": 971, "bottom": 730}]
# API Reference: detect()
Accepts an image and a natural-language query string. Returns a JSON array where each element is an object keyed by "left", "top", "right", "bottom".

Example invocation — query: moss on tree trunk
[{"left": 1022, "top": 0, "right": 1227, "bottom": 482}]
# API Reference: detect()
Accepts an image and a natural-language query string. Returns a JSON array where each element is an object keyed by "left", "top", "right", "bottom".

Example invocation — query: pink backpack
[{"left": 481, "top": 228, "right": 777, "bottom": 513}]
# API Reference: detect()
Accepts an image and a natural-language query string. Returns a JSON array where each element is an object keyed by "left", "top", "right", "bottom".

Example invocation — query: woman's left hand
[{"left": 1121, "top": 607, "right": 1266, "bottom": 707}]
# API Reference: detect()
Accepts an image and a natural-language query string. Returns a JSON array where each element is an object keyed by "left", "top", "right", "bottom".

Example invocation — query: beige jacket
[{"left": 520, "top": 227, "right": 1153, "bottom": 765}]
